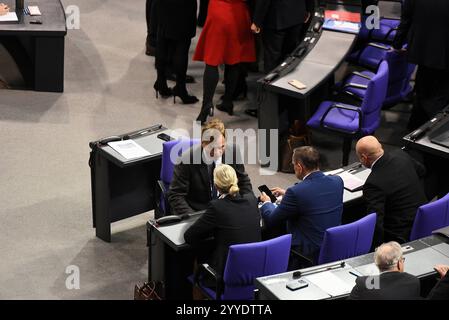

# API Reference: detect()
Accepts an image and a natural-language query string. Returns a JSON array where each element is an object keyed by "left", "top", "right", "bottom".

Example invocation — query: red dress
[{"left": 194, "top": 0, "right": 256, "bottom": 66}]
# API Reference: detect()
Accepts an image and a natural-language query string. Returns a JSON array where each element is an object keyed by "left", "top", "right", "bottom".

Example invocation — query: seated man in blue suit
[{"left": 259, "top": 146, "right": 344, "bottom": 267}]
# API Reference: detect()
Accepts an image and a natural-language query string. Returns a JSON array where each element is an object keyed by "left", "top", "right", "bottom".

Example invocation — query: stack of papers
[
  {"left": 338, "top": 171, "right": 365, "bottom": 191},
  {"left": 0, "top": 12, "right": 18, "bottom": 22},
  {"left": 108, "top": 140, "right": 151, "bottom": 160}
]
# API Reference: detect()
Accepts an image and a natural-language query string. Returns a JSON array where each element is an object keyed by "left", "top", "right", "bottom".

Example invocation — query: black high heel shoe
[
  {"left": 216, "top": 100, "right": 234, "bottom": 116},
  {"left": 196, "top": 103, "right": 214, "bottom": 124},
  {"left": 172, "top": 86, "right": 199, "bottom": 104},
  {"left": 153, "top": 81, "right": 172, "bottom": 99}
]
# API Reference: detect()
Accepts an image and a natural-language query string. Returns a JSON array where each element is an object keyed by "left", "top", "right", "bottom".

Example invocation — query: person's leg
[
  {"left": 217, "top": 63, "right": 240, "bottom": 115},
  {"left": 197, "top": 0, "right": 209, "bottom": 27},
  {"left": 197, "top": 65, "right": 219, "bottom": 123},
  {"left": 282, "top": 24, "right": 303, "bottom": 59},
  {"left": 146, "top": 0, "right": 157, "bottom": 56},
  {"left": 154, "top": 36, "right": 173, "bottom": 97},
  {"left": 172, "top": 38, "right": 198, "bottom": 104},
  {"left": 409, "top": 66, "right": 435, "bottom": 130},
  {"left": 262, "top": 28, "right": 285, "bottom": 73}
]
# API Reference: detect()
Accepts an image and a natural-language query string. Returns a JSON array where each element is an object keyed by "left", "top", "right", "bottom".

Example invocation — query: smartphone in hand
[{"left": 258, "top": 185, "right": 277, "bottom": 203}]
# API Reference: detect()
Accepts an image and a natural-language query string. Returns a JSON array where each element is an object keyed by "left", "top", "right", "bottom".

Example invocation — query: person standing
[
  {"left": 194, "top": 0, "right": 256, "bottom": 124},
  {"left": 252, "top": 0, "right": 314, "bottom": 73},
  {"left": 392, "top": 0, "right": 449, "bottom": 130},
  {"left": 153, "top": 0, "right": 198, "bottom": 104}
]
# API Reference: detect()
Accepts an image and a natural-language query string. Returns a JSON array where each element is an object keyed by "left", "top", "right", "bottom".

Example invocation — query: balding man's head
[
  {"left": 356, "top": 136, "right": 384, "bottom": 168},
  {"left": 374, "top": 242, "right": 405, "bottom": 273}
]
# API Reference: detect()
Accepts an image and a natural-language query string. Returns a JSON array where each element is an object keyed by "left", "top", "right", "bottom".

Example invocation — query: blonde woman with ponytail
[{"left": 185, "top": 164, "right": 261, "bottom": 279}]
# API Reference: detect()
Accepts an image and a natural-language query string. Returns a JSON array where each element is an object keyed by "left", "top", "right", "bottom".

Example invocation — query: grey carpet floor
[{"left": 0, "top": 0, "right": 411, "bottom": 299}]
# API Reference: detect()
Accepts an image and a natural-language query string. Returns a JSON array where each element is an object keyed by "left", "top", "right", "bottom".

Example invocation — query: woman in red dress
[{"left": 194, "top": 0, "right": 256, "bottom": 123}]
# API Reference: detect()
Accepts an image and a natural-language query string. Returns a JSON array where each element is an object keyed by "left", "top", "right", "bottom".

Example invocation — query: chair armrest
[
  {"left": 384, "top": 26, "right": 398, "bottom": 40},
  {"left": 367, "top": 42, "right": 391, "bottom": 50},
  {"left": 195, "top": 263, "right": 223, "bottom": 300},
  {"left": 343, "top": 82, "right": 369, "bottom": 90},
  {"left": 320, "top": 103, "right": 363, "bottom": 135},
  {"left": 352, "top": 71, "right": 372, "bottom": 81}
]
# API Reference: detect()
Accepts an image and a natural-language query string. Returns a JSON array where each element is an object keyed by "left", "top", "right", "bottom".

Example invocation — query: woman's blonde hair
[{"left": 213, "top": 164, "right": 240, "bottom": 196}]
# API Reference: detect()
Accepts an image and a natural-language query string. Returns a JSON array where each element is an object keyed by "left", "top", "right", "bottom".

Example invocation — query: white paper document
[
  {"left": 338, "top": 171, "right": 365, "bottom": 191},
  {"left": 0, "top": 12, "right": 18, "bottom": 22},
  {"left": 108, "top": 140, "right": 151, "bottom": 160},
  {"left": 306, "top": 272, "right": 355, "bottom": 297}
]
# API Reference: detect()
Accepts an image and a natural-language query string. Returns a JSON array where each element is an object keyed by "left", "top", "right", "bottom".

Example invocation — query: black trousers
[
  {"left": 146, "top": 0, "right": 158, "bottom": 47},
  {"left": 155, "top": 36, "right": 191, "bottom": 88},
  {"left": 262, "top": 24, "right": 304, "bottom": 73},
  {"left": 409, "top": 65, "right": 449, "bottom": 130}
]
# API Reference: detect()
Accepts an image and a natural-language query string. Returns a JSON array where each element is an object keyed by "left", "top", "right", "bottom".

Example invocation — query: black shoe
[
  {"left": 245, "top": 108, "right": 258, "bottom": 118},
  {"left": 166, "top": 73, "right": 195, "bottom": 84},
  {"left": 196, "top": 103, "right": 214, "bottom": 124},
  {"left": 172, "top": 86, "right": 199, "bottom": 104},
  {"left": 153, "top": 81, "right": 172, "bottom": 98},
  {"left": 216, "top": 100, "right": 234, "bottom": 116}
]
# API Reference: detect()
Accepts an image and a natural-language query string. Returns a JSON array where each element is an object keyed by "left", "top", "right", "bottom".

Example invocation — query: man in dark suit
[
  {"left": 259, "top": 146, "right": 344, "bottom": 264},
  {"left": 392, "top": 0, "right": 449, "bottom": 130},
  {"left": 251, "top": 0, "right": 315, "bottom": 73},
  {"left": 168, "top": 119, "right": 253, "bottom": 216},
  {"left": 356, "top": 136, "right": 427, "bottom": 246},
  {"left": 428, "top": 265, "right": 449, "bottom": 300},
  {"left": 349, "top": 241, "right": 421, "bottom": 300}
]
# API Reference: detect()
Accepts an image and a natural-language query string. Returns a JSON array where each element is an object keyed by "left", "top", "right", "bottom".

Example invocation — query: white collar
[{"left": 371, "top": 154, "right": 383, "bottom": 168}]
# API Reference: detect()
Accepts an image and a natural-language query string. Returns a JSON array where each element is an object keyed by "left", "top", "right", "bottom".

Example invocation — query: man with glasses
[{"left": 349, "top": 241, "right": 421, "bottom": 300}]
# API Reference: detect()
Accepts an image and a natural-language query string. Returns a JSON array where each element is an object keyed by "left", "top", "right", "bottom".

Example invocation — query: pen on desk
[{"left": 349, "top": 271, "right": 359, "bottom": 278}]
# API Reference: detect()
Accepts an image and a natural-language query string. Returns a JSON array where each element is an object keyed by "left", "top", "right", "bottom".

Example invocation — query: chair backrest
[
  {"left": 378, "top": 0, "right": 402, "bottom": 20},
  {"left": 318, "top": 213, "right": 377, "bottom": 265},
  {"left": 221, "top": 234, "right": 292, "bottom": 300},
  {"left": 384, "top": 51, "right": 416, "bottom": 98},
  {"left": 360, "top": 61, "right": 389, "bottom": 133},
  {"left": 160, "top": 138, "right": 199, "bottom": 185},
  {"left": 410, "top": 193, "right": 449, "bottom": 241}
]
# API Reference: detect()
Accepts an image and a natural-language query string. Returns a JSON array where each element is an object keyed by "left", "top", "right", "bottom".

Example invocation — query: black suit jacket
[
  {"left": 428, "top": 272, "right": 449, "bottom": 300},
  {"left": 156, "top": 0, "right": 197, "bottom": 40},
  {"left": 184, "top": 194, "right": 262, "bottom": 276},
  {"left": 363, "top": 150, "right": 427, "bottom": 245},
  {"left": 253, "top": 0, "right": 315, "bottom": 30},
  {"left": 168, "top": 144, "right": 253, "bottom": 216},
  {"left": 348, "top": 272, "right": 421, "bottom": 300},
  {"left": 393, "top": 0, "right": 449, "bottom": 70}
]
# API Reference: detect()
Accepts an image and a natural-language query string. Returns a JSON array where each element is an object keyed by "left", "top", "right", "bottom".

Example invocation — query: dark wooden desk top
[{"left": 0, "top": 0, "right": 66, "bottom": 36}]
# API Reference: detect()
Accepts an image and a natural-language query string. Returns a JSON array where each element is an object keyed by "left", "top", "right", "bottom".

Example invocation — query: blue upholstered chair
[
  {"left": 409, "top": 193, "right": 449, "bottom": 241},
  {"left": 155, "top": 138, "right": 199, "bottom": 218},
  {"left": 190, "top": 234, "right": 291, "bottom": 300},
  {"left": 340, "top": 51, "right": 415, "bottom": 108},
  {"left": 307, "top": 61, "right": 389, "bottom": 166},
  {"left": 318, "top": 213, "right": 377, "bottom": 265}
]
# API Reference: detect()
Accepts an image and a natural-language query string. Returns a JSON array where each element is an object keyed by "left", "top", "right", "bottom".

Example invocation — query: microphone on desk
[{"left": 408, "top": 112, "right": 447, "bottom": 141}]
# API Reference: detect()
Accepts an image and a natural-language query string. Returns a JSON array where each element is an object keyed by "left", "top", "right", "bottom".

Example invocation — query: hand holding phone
[{"left": 258, "top": 185, "right": 277, "bottom": 203}]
